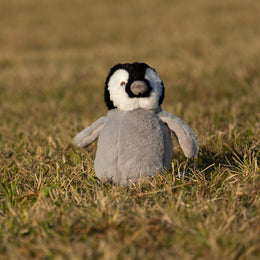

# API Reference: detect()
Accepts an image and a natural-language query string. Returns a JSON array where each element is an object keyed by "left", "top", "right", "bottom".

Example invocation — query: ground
[{"left": 0, "top": 0, "right": 260, "bottom": 259}]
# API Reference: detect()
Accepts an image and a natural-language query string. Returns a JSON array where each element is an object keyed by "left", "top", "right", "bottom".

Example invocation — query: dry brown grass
[{"left": 0, "top": 0, "right": 260, "bottom": 259}]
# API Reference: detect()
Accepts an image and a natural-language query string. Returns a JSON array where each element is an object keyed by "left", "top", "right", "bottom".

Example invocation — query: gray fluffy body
[{"left": 74, "top": 62, "right": 199, "bottom": 184}]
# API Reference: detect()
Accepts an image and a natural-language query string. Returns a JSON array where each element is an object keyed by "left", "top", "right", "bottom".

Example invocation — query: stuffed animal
[{"left": 74, "top": 62, "right": 199, "bottom": 184}]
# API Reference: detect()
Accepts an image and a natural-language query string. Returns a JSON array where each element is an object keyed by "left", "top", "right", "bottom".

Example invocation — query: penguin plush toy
[{"left": 74, "top": 62, "right": 199, "bottom": 184}]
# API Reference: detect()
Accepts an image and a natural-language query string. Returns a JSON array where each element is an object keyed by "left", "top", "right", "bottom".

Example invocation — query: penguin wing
[
  {"left": 158, "top": 111, "right": 199, "bottom": 158},
  {"left": 74, "top": 116, "right": 108, "bottom": 148}
]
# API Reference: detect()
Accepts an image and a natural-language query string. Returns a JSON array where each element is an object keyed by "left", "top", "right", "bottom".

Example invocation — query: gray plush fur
[
  {"left": 158, "top": 111, "right": 199, "bottom": 158},
  {"left": 74, "top": 62, "right": 199, "bottom": 184},
  {"left": 74, "top": 107, "right": 199, "bottom": 184},
  {"left": 74, "top": 116, "right": 107, "bottom": 148}
]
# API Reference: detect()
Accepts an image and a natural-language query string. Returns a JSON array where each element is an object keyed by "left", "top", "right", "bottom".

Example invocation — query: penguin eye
[{"left": 120, "top": 81, "right": 126, "bottom": 87}]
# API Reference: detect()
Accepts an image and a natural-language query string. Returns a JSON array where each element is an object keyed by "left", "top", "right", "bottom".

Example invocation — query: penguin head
[{"left": 104, "top": 62, "right": 165, "bottom": 111}]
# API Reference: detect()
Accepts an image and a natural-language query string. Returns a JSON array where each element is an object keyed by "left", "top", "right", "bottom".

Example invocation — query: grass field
[{"left": 0, "top": 0, "right": 260, "bottom": 259}]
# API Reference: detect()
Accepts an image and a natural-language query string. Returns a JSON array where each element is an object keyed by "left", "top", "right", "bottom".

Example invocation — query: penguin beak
[{"left": 130, "top": 81, "right": 149, "bottom": 97}]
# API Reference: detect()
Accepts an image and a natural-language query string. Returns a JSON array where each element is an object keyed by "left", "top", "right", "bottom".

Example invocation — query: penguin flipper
[
  {"left": 158, "top": 111, "right": 199, "bottom": 158},
  {"left": 74, "top": 116, "right": 108, "bottom": 148}
]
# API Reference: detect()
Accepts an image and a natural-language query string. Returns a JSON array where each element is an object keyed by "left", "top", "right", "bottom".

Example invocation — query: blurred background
[
  {"left": 1, "top": 0, "right": 260, "bottom": 145},
  {"left": 1, "top": 1, "right": 260, "bottom": 258}
]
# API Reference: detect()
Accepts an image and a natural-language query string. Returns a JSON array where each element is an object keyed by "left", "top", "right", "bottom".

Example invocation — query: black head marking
[
  {"left": 104, "top": 62, "right": 165, "bottom": 110},
  {"left": 159, "top": 81, "right": 165, "bottom": 105},
  {"left": 123, "top": 63, "right": 152, "bottom": 98}
]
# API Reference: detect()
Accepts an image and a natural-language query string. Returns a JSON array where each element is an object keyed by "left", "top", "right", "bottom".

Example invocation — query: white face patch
[{"left": 108, "top": 68, "right": 163, "bottom": 111}]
